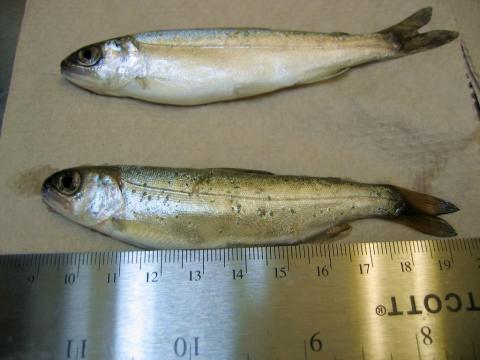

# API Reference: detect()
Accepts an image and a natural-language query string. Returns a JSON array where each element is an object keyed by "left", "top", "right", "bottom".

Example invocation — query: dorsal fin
[
  {"left": 211, "top": 168, "right": 275, "bottom": 175},
  {"left": 329, "top": 31, "right": 350, "bottom": 36}
]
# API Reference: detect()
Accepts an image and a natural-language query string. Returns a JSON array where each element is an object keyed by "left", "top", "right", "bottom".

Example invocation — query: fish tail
[
  {"left": 378, "top": 7, "right": 459, "bottom": 56},
  {"left": 389, "top": 185, "right": 459, "bottom": 237}
]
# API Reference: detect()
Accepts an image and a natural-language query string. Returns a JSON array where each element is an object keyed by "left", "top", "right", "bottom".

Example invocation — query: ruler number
[
  {"left": 66, "top": 339, "right": 87, "bottom": 359},
  {"left": 67, "top": 339, "right": 87, "bottom": 359},
  {"left": 189, "top": 270, "right": 202, "bottom": 281},
  {"left": 64, "top": 273, "right": 76, "bottom": 285},
  {"left": 232, "top": 269, "right": 244, "bottom": 280},
  {"left": 309, "top": 331, "right": 322, "bottom": 352},
  {"left": 146, "top": 271, "right": 159, "bottom": 283},
  {"left": 316, "top": 265, "right": 329, "bottom": 277},
  {"left": 420, "top": 326, "right": 433, "bottom": 345},
  {"left": 438, "top": 259, "right": 451, "bottom": 271},
  {"left": 174, "top": 336, "right": 199, "bottom": 357},
  {"left": 400, "top": 261, "right": 412, "bottom": 273},
  {"left": 275, "top": 267, "right": 287, "bottom": 279},
  {"left": 107, "top": 272, "right": 117, "bottom": 283},
  {"left": 359, "top": 263, "right": 370, "bottom": 275}
]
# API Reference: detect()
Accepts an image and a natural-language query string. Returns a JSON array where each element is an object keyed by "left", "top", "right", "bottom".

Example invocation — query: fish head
[
  {"left": 42, "top": 167, "right": 124, "bottom": 228},
  {"left": 61, "top": 37, "right": 143, "bottom": 95}
]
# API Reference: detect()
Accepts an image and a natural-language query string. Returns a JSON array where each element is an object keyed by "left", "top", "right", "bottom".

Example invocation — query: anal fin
[
  {"left": 298, "top": 67, "right": 351, "bottom": 85},
  {"left": 325, "top": 223, "right": 352, "bottom": 238}
]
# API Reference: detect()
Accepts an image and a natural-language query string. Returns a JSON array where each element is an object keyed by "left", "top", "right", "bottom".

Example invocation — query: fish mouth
[
  {"left": 60, "top": 57, "right": 109, "bottom": 95},
  {"left": 60, "top": 57, "right": 90, "bottom": 79},
  {"left": 41, "top": 180, "right": 71, "bottom": 215}
]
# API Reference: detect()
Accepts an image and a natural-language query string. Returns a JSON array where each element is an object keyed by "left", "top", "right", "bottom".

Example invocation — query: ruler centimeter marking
[{"left": 0, "top": 238, "right": 475, "bottom": 268}]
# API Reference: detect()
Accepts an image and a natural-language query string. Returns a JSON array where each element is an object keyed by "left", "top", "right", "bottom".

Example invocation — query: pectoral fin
[{"left": 135, "top": 77, "right": 148, "bottom": 89}]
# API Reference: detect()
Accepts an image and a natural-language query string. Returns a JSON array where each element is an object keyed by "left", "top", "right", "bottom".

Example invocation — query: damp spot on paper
[{"left": 8, "top": 165, "right": 59, "bottom": 197}]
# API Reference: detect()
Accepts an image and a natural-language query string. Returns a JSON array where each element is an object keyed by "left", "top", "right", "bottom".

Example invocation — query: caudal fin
[
  {"left": 390, "top": 185, "right": 459, "bottom": 237},
  {"left": 379, "top": 7, "right": 459, "bottom": 56},
  {"left": 395, "top": 214, "right": 457, "bottom": 237}
]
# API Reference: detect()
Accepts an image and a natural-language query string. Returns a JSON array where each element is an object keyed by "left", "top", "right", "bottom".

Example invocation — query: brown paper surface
[{"left": 0, "top": 0, "right": 478, "bottom": 254}]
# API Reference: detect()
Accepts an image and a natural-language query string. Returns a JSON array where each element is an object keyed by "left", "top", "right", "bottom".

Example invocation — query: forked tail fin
[
  {"left": 379, "top": 7, "right": 459, "bottom": 56},
  {"left": 389, "top": 185, "right": 459, "bottom": 237}
]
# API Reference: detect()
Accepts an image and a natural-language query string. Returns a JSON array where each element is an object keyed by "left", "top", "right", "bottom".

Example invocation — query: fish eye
[
  {"left": 77, "top": 46, "right": 101, "bottom": 66},
  {"left": 56, "top": 170, "right": 82, "bottom": 196}
]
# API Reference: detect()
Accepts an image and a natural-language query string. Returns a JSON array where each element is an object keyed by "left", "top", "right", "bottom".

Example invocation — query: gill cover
[
  {"left": 61, "top": 37, "right": 145, "bottom": 93},
  {"left": 42, "top": 168, "right": 124, "bottom": 227}
]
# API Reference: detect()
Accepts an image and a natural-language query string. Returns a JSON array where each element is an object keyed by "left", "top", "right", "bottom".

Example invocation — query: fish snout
[
  {"left": 41, "top": 175, "right": 73, "bottom": 214},
  {"left": 60, "top": 58, "right": 69, "bottom": 75}
]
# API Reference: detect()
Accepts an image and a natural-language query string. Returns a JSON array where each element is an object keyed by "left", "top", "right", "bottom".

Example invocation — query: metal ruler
[{"left": 0, "top": 239, "right": 479, "bottom": 360}]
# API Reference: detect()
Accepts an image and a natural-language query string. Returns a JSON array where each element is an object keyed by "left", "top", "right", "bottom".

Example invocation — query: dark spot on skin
[
  {"left": 143, "top": 191, "right": 147, "bottom": 197},
  {"left": 132, "top": 189, "right": 136, "bottom": 194},
  {"left": 143, "top": 183, "right": 147, "bottom": 187},
  {"left": 236, "top": 204, "right": 242, "bottom": 214},
  {"left": 340, "top": 211, "right": 344, "bottom": 216},
  {"left": 313, "top": 213, "right": 316, "bottom": 217},
  {"left": 269, "top": 210, "right": 274, "bottom": 217},
  {"left": 351, "top": 205, "right": 355, "bottom": 209},
  {"left": 267, "top": 195, "right": 272, "bottom": 201},
  {"left": 290, "top": 208, "right": 295, "bottom": 214},
  {"left": 147, "top": 195, "right": 152, "bottom": 201},
  {"left": 257, "top": 208, "right": 267, "bottom": 217},
  {"left": 175, "top": 215, "right": 179, "bottom": 219},
  {"left": 233, "top": 185, "right": 240, "bottom": 189}
]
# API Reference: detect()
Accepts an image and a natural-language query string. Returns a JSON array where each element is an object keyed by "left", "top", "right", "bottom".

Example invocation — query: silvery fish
[
  {"left": 42, "top": 166, "right": 458, "bottom": 249},
  {"left": 60, "top": 7, "right": 458, "bottom": 106}
]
